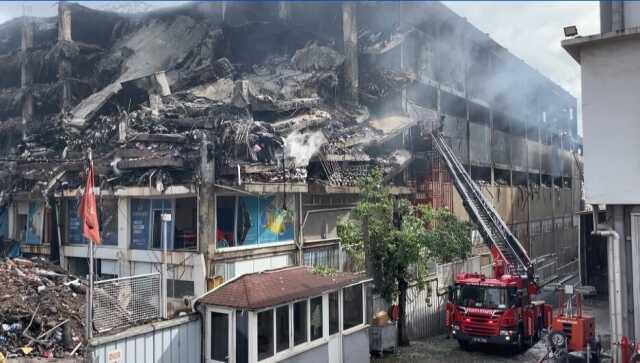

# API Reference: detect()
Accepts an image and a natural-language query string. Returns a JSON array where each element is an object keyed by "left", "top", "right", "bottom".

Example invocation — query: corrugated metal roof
[{"left": 197, "top": 266, "right": 369, "bottom": 310}]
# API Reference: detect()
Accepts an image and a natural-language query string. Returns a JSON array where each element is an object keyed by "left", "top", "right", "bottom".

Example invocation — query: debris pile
[{"left": 0, "top": 257, "right": 86, "bottom": 359}]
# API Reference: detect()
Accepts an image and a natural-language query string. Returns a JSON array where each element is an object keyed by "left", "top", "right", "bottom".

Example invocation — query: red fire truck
[{"left": 431, "top": 133, "right": 553, "bottom": 351}]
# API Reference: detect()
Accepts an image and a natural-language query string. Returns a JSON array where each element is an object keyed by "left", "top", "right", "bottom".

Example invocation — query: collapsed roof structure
[{"left": 0, "top": 2, "right": 420, "bottom": 199}]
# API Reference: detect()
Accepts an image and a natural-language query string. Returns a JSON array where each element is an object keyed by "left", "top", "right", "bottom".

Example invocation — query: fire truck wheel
[{"left": 458, "top": 340, "right": 472, "bottom": 351}]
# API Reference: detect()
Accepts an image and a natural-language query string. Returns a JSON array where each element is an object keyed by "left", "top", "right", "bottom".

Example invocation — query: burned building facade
[{"left": 0, "top": 2, "right": 580, "bottom": 313}]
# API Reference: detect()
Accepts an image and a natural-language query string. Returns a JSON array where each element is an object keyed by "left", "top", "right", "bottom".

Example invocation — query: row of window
[
  {"left": 61, "top": 195, "right": 296, "bottom": 251},
  {"left": 256, "top": 284, "right": 363, "bottom": 361},
  {"left": 216, "top": 195, "right": 295, "bottom": 249}
]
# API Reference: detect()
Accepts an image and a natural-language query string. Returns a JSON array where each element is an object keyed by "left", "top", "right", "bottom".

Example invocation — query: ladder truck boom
[
  {"left": 436, "top": 131, "right": 552, "bottom": 353},
  {"left": 431, "top": 132, "right": 534, "bottom": 282}
]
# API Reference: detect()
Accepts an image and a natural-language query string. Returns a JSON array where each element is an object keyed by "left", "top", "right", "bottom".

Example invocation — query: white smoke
[{"left": 284, "top": 130, "right": 327, "bottom": 167}]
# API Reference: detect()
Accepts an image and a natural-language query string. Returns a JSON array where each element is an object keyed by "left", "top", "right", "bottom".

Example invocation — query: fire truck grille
[{"left": 463, "top": 313, "right": 500, "bottom": 336}]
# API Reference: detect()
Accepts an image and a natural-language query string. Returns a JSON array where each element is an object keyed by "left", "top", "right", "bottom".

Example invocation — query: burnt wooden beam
[
  {"left": 117, "top": 157, "right": 185, "bottom": 170},
  {"left": 130, "top": 133, "right": 187, "bottom": 144}
]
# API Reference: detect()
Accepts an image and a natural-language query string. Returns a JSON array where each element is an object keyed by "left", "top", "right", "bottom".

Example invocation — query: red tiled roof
[{"left": 197, "top": 266, "right": 369, "bottom": 310}]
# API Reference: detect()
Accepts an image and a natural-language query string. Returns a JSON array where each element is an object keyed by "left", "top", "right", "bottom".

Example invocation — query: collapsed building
[{"left": 0, "top": 2, "right": 581, "bottom": 314}]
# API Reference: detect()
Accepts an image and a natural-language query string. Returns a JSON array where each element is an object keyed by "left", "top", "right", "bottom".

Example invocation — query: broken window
[
  {"left": 216, "top": 195, "right": 294, "bottom": 249},
  {"left": 440, "top": 91, "right": 466, "bottom": 119},
  {"left": 175, "top": 198, "right": 197, "bottom": 250},
  {"left": 130, "top": 198, "right": 197, "bottom": 251}
]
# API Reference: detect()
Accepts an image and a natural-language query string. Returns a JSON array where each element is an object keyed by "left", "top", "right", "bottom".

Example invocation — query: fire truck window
[
  {"left": 456, "top": 285, "right": 510, "bottom": 309},
  {"left": 507, "top": 288, "right": 518, "bottom": 307}
]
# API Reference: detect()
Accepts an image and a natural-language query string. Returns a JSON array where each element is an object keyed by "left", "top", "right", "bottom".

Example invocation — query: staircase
[{"left": 431, "top": 133, "right": 532, "bottom": 277}]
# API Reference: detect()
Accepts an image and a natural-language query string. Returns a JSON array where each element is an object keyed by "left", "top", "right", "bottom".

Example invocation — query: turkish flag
[{"left": 78, "top": 161, "right": 101, "bottom": 244}]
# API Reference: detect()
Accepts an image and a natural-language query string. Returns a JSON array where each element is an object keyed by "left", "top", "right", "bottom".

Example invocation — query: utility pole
[{"left": 161, "top": 212, "right": 171, "bottom": 319}]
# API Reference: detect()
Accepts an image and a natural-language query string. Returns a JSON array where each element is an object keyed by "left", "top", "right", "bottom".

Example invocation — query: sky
[{"left": 0, "top": 1, "right": 599, "bottom": 132}]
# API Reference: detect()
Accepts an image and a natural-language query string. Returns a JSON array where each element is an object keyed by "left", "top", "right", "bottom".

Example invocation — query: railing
[
  {"left": 92, "top": 273, "right": 162, "bottom": 333},
  {"left": 433, "top": 133, "right": 530, "bottom": 275}
]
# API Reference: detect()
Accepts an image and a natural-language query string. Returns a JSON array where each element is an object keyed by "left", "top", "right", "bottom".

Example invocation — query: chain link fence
[{"left": 92, "top": 273, "right": 162, "bottom": 333}]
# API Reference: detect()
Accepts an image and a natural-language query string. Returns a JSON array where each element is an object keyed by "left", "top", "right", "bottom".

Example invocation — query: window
[
  {"left": 329, "top": 291, "right": 339, "bottom": 335},
  {"left": 293, "top": 300, "right": 307, "bottom": 346},
  {"left": 210, "top": 312, "right": 228, "bottom": 361},
  {"left": 100, "top": 198, "right": 118, "bottom": 245},
  {"left": 257, "top": 310, "right": 274, "bottom": 360},
  {"left": 66, "top": 198, "right": 118, "bottom": 245},
  {"left": 310, "top": 296, "right": 323, "bottom": 341},
  {"left": 276, "top": 306, "right": 289, "bottom": 352},
  {"left": 151, "top": 200, "right": 172, "bottom": 249},
  {"left": 16, "top": 212, "right": 27, "bottom": 243},
  {"left": 25, "top": 202, "right": 43, "bottom": 245},
  {"left": 236, "top": 311, "right": 249, "bottom": 363},
  {"left": 216, "top": 195, "right": 294, "bottom": 249},
  {"left": 130, "top": 198, "right": 197, "bottom": 250},
  {"left": 166, "top": 279, "right": 194, "bottom": 298},
  {"left": 0, "top": 206, "right": 8, "bottom": 239},
  {"left": 343, "top": 284, "right": 363, "bottom": 330},
  {"left": 174, "top": 198, "right": 197, "bottom": 249}
]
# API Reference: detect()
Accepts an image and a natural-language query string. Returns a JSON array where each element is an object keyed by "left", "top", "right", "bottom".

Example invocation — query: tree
[{"left": 338, "top": 169, "right": 472, "bottom": 346}]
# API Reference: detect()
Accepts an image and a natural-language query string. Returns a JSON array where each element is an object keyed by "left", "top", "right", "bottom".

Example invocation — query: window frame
[
  {"left": 129, "top": 197, "right": 198, "bottom": 251},
  {"left": 206, "top": 306, "right": 235, "bottom": 363},
  {"left": 215, "top": 194, "right": 296, "bottom": 252},
  {"left": 341, "top": 283, "right": 367, "bottom": 335},
  {"left": 252, "top": 294, "right": 334, "bottom": 363},
  {"left": 63, "top": 197, "right": 119, "bottom": 247}
]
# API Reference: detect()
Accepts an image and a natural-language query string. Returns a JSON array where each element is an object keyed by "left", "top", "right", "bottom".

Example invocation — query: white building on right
[{"left": 562, "top": 0, "right": 640, "bottom": 354}]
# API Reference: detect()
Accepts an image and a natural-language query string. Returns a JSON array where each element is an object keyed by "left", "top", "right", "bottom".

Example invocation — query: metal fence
[
  {"left": 93, "top": 273, "right": 162, "bottom": 333},
  {"left": 368, "top": 256, "right": 489, "bottom": 340}
]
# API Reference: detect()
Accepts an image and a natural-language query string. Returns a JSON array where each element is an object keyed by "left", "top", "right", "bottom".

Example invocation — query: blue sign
[
  {"left": 67, "top": 199, "right": 85, "bottom": 244},
  {"left": 130, "top": 199, "right": 150, "bottom": 249}
]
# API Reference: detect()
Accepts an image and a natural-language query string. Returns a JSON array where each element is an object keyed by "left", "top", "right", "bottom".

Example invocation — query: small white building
[
  {"left": 194, "top": 266, "right": 371, "bottom": 363},
  {"left": 562, "top": 0, "right": 640, "bottom": 352}
]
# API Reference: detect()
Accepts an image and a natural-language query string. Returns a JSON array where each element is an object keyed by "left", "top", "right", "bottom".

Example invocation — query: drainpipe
[{"left": 592, "top": 229, "right": 622, "bottom": 357}]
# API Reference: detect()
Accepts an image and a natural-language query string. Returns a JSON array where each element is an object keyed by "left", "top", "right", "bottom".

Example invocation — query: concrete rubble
[{"left": 0, "top": 257, "right": 86, "bottom": 359}]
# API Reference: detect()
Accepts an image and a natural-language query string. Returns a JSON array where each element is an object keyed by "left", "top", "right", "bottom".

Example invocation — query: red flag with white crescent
[{"left": 79, "top": 161, "right": 101, "bottom": 244}]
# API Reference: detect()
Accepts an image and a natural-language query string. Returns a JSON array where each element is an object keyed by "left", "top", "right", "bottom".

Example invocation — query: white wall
[
  {"left": 624, "top": 2, "right": 640, "bottom": 29},
  {"left": 581, "top": 36, "right": 640, "bottom": 204}
]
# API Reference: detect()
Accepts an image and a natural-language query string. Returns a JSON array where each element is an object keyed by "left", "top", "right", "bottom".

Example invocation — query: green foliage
[
  {"left": 337, "top": 169, "right": 472, "bottom": 304},
  {"left": 312, "top": 265, "right": 337, "bottom": 277},
  {"left": 417, "top": 204, "right": 473, "bottom": 264}
]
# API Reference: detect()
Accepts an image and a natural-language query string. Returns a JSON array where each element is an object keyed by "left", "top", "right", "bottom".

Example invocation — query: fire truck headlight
[
  {"left": 499, "top": 330, "right": 514, "bottom": 336},
  {"left": 452, "top": 324, "right": 460, "bottom": 331}
]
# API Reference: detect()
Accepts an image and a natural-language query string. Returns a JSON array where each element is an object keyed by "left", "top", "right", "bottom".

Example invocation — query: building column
[
  {"left": 117, "top": 197, "right": 132, "bottom": 277},
  {"left": 21, "top": 20, "right": 34, "bottom": 141},
  {"left": 342, "top": 2, "right": 358, "bottom": 106},
  {"left": 58, "top": 2, "right": 73, "bottom": 111},
  {"left": 199, "top": 135, "right": 215, "bottom": 288}
]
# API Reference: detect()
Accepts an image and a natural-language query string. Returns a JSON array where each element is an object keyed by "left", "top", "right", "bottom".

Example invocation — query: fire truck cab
[{"left": 447, "top": 272, "right": 553, "bottom": 351}]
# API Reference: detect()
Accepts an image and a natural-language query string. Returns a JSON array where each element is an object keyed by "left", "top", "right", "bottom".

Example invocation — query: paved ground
[{"left": 372, "top": 295, "right": 611, "bottom": 363}]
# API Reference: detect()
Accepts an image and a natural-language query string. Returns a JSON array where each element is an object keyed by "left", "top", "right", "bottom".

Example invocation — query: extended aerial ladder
[{"left": 431, "top": 132, "right": 535, "bottom": 285}]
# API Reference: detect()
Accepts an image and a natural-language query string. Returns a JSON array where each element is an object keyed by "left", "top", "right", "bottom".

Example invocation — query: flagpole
[{"left": 86, "top": 148, "right": 94, "bottom": 340}]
